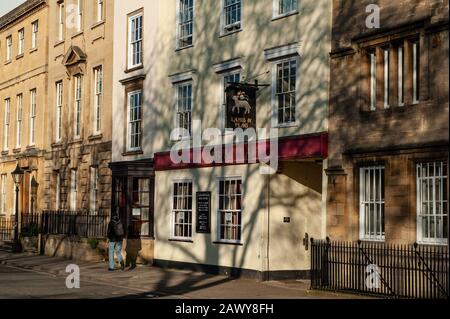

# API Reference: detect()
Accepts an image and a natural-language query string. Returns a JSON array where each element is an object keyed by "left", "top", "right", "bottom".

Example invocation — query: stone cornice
[{"left": 0, "top": 0, "right": 47, "bottom": 31}]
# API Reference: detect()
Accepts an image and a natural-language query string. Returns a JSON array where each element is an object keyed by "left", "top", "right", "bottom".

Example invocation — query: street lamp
[{"left": 11, "top": 164, "right": 24, "bottom": 253}]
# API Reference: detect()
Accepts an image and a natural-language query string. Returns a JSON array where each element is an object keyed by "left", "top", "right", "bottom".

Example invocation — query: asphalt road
[{"left": 0, "top": 263, "right": 166, "bottom": 299}]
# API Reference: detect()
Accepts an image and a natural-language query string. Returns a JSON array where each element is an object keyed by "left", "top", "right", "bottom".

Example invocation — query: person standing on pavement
[{"left": 107, "top": 215, "right": 125, "bottom": 271}]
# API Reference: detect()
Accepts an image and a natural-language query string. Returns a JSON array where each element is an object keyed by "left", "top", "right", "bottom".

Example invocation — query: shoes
[
  {"left": 108, "top": 268, "right": 115, "bottom": 271},
  {"left": 120, "top": 261, "right": 125, "bottom": 271}
]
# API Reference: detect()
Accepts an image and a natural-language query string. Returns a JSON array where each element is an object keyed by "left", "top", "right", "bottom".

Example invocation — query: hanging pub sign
[
  {"left": 225, "top": 83, "right": 257, "bottom": 130},
  {"left": 196, "top": 191, "right": 211, "bottom": 233}
]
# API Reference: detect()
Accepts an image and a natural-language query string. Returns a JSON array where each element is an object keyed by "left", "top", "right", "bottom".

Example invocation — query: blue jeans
[{"left": 108, "top": 241, "right": 123, "bottom": 270}]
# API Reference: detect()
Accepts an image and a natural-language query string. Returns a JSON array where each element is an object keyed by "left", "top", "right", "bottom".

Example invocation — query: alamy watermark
[
  {"left": 170, "top": 120, "right": 279, "bottom": 175},
  {"left": 365, "top": 264, "right": 381, "bottom": 289},
  {"left": 365, "top": 4, "right": 381, "bottom": 29},
  {"left": 65, "top": 264, "right": 80, "bottom": 289}
]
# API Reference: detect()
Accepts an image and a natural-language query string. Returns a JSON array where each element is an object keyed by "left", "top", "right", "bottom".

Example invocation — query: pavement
[{"left": 0, "top": 250, "right": 369, "bottom": 299}]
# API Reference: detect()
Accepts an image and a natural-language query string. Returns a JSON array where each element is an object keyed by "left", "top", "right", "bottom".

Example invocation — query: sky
[{"left": 0, "top": 0, "right": 26, "bottom": 17}]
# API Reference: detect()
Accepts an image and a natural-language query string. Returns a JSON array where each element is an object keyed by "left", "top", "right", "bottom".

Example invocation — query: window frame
[
  {"left": 398, "top": 45, "right": 404, "bottom": 106},
  {"left": 272, "top": 56, "right": 299, "bottom": 127},
  {"left": 18, "top": 29, "right": 24, "bottom": 55},
  {"left": 412, "top": 41, "right": 420, "bottom": 104},
  {"left": 55, "top": 172, "right": 60, "bottom": 210},
  {"left": 77, "top": 0, "right": 83, "bottom": 32},
  {"left": 73, "top": 75, "right": 82, "bottom": 139},
  {"left": 29, "top": 89, "right": 37, "bottom": 146},
  {"left": 175, "top": 81, "right": 193, "bottom": 139},
  {"left": 127, "top": 89, "right": 143, "bottom": 152},
  {"left": 3, "top": 98, "right": 11, "bottom": 151},
  {"left": 171, "top": 180, "right": 194, "bottom": 241},
  {"left": 369, "top": 50, "right": 376, "bottom": 111},
  {"left": 176, "top": 0, "right": 194, "bottom": 49},
  {"left": 89, "top": 167, "right": 98, "bottom": 214},
  {"left": 0, "top": 175, "right": 6, "bottom": 215},
  {"left": 273, "top": 0, "right": 298, "bottom": 19},
  {"left": 359, "top": 165, "right": 385, "bottom": 242},
  {"left": 70, "top": 169, "right": 78, "bottom": 211},
  {"left": 93, "top": 66, "right": 103, "bottom": 135},
  {"left": 383, "top": 48, "right": 389, "bottom": 108},
  {"left": 127, "top": 12, "right": 143, "bottom": 69},
  {"left": 58, "top": 2, "right": 65, "bottom": 41},
  {"left": 217, "top": 176, "right": 243, "bottom": 244},
  {"left": 16, "top": 94, "right": 23, "bottom": 148},
  {"left": 55, "top": 81, "right": 63, "bottom": 142},
  {"left": 221, "top": 0, "right": 242, "bottom": 35},
  {"left": 416, "top": 161, "right": 448, "bottom": 245},
  {"left": 6, "top": 35, "right": 12, "bottom": 61},
  {"left": 31, "top": 20, "right": 38, "bottom": 49},
  {"left": 97, "top": 0, "right": 104, "bottom": 22}
]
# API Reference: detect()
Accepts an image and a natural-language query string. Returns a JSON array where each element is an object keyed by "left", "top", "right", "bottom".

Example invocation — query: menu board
[{"left": 196, "top": 192, "right": 211, "bottom": 233}]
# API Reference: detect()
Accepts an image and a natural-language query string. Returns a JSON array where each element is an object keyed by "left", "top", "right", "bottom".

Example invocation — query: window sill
[
  {"left": 16, "top": 53, "right": 24, "bottom": 60},
  {"left": 359, "top": 238, "right": 385, "bottom": 243},
  {"left": 51, "top": 142, "right": 63, "bottom": 148},
  {"left": 1, "top": 151, "right": 9, "bottom": 156},
  {"left": 88, "top": 133, "right": 103, "bottom": 141},
  {"left": 4, "top": 59, "right": 12, "bottom": 65},
  {"left": 91, "top": 20, "right": 105, "bottom": 30},
  {"left": 29, "top": 47, "right": 38, "bottom": 54},
  {"left": 168, "top": 238, "right": 193, "bottom": 243},
  {"left": 219, "top": 28, "right": 242, "bottom": 38},
  {"left": 124, "top": 65, "right": 144, "bottom": 74},
  {"left": 68, "top": 138, "right": 83, "bottom": 145},
  {"left": 175, "top": 44, "right": 194, "bottom": 52},
  {"left": 54, "top": 40, "right": 64, "bottom": 47},
  {"left": 26, "top": 145, "right": 36, "bottom": 150},
  {"left": 71, "top": 31, "right": 84, "bottom": 39},
  {"left": 274, "top": 121, "right": 299, "bottom": 129},
  {"left": 122, "top": 150, "right": 143, "bottom": 156},
  {"left": 272, "top": 10, "right": 299, "bottom": 22},
  {"left": 213, "top": 241, "right": 243, "bottom": 246},
  {"left": 416, "top": 241, "right": 448, "bottom": 246},
  {"left": 13, "top": 148, "right": 21, "bottom": 154}
]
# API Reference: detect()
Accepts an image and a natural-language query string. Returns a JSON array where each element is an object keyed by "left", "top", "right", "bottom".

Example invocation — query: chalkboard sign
[{"left": 196, "top": 191, "right": 211, "bottom": 233}]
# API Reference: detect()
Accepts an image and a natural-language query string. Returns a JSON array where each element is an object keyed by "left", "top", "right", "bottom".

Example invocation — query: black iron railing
[
  {"left": 0, "top": 217, "right": 14, "bottom": 242},
  {"left": 41, "top": 211, "right": 110, "bottom": 238},
  {"left": 310, "top": 238, "right": 449, "bottom": 299}
]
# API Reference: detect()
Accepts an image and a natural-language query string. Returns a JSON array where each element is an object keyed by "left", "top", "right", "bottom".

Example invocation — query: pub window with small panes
[{"left": 363, "top": 37, "right": 421, "bottom": 111}]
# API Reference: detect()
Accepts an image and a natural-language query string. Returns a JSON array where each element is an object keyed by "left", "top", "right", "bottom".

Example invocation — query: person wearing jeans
[{"left": 107, "top": 215, "right": 125, "bottom": 271}]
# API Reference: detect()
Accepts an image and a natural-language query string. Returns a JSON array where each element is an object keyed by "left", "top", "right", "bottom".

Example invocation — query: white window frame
[
  {"left": 74, "top": 75, "right": 82, "bottom": 139},
  {"left": 359, "top": 166, "right": 385, "bottom": 241},
  {"left": 70, "top": 170, "right": 78, "bottom": 211},
  {"left": 383, "top": 48, "right": 389, "bottom": 108},
  {"left": 176, "top": 0, "right": 194, "bottom": 49},
  {"left": 29, "top": 89, "right": 37, "bottom": 146},
  {"left": 220, "top": 0, "right": 242, "bottom": 35},
  {"left": 58, "top": 2, "right": 65, "bottom": 41},
  {"left": 273, "top": 0, "right": 298, "bottom": 19},
  {"left": 56, "top": 81, "right": 63, "bottom": 142},
  {"left": 31, "top": 21, "right": 38, "bottom": 49},
  {"left": 417, "top": 161, "right": 448, "bottom": 245},
  {"left": 398, "top": 45, "right": 404, "bottom": 106},
  {"left": 6, "top": 36, "right": 12, "bottom": 61},
  {"left": 217, "top": 176, "right": 243, "bottom": 244},
  {"left": 3, "top": 99, "right": 10, "bottom": 151},
  {"left": 16, "top": 94, "right": 23, "bottom": 148},
  {"left": 369, "top": 51, "right": 376, "bottom": 111},
  {"left": 89, "top": 167, "right": 98, "bottom": 214},
  {"left": 77, "top": 0, "right": 83, "bottom": 32},
  {"left": 93, "top": 66, "right": 103, "bottom": 134},
  {"left": 97, "top": 0, "right": 104, "bottom": 22},
  {"left": 175, "top": 81, "right": 193, "bottom": 138},
  {"left": 128, "top": 12, "right": 143, "bottom": 69},
  {"left": 272, "top": 56, "right": 299, "bottom": 127},
  {"left": 171, "top": 180, "right": 193, "bottom": 240},
  {"left": 412, "top": 41, "right": 419, "bottom": 104},
  {"left": 0, "top": 175, "right": 7, "bottom": 215},
  {"left": 18, "top": 29, "right": 24, "bottom": 55},
  {"left": 127, "top": 90, "right": 143, "bottom": 151}
]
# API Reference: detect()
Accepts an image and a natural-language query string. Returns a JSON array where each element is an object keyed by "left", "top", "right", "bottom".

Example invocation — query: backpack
[{"left": 113, "top": 221, "right": 124, "bottom": 237}]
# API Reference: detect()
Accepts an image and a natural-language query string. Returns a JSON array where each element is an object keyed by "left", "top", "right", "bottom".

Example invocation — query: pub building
[{"left": 110, "top": 0, "right": 332, "bottom": 278}]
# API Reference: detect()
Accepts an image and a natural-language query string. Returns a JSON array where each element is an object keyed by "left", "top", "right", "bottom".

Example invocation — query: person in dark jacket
[{"left": 107, "top": 215, "right": 125, "bottom": 271}]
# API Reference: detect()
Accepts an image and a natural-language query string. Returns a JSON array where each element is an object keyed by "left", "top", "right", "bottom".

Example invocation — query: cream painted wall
[{"left": 154, "top": 161, "right": 325, "bottom": 272}]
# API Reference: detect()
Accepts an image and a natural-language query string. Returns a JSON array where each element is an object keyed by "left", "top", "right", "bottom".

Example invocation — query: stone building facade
[
  {"left": 0, "top": 0, "right": 49, "bottom": 218},
  {"left": 43, "top": 0, "right": 114, "bottom": 214},
  {"left": 327, "top": 0, "right": 449, "bottom": 245}
]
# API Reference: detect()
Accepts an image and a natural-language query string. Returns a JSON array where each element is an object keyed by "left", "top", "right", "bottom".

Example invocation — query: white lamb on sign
[{"left": 232, "top": 91, "right": 251, "bottom": 115}]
